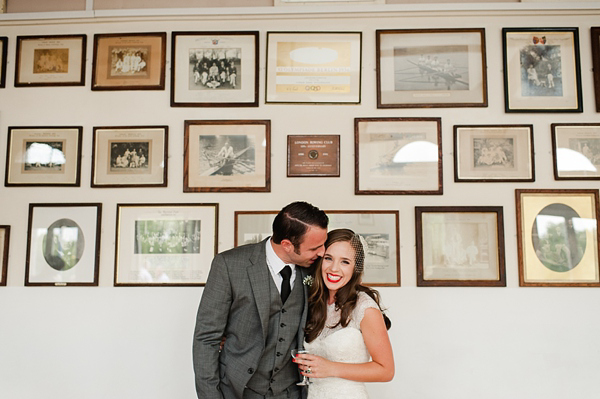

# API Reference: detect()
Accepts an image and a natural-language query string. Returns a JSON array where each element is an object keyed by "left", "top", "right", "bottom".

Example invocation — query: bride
[{"left": 293, "top": 228, "right": 395, "bottom": 398}]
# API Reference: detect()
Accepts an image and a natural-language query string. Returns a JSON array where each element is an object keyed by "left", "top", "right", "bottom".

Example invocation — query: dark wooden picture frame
[
  {"left": 0, "top": 225, "right": 10, "bottom": 286},
  {"left": 0, "top": 37, "right": 7, "bottom": 88},
  {"left": 184, "top": 119, "right": 271, "bottom": 192},
  {"left": 25, "top": 203, "right": 102, "bottom": 286},
  {"left": 92, "top": 32, "right": 166, "bottom": 91},
  {"left": 5, "top": 126, "right": 83, "bottom": 187},
  {"left": 376, "top": 28, "right": 488, "bottom": 108},
  {"left": 502, "top": 27, "right": 583, "bottom": 113},
  {"left": 415, "top": 206, "right": 506, "bottom": 287},
  {"left": 355, "top": 117, "right": 443, "bottom": 195},
  {"left": 516, "top": 189, "right": 600, "bottom": 287},
  {"left": 171, "top": 31, "right": 259, "bottom": 107},
  {"left": 591, "top": 27, "right": 600, "bottom": 112},
  {"left": 454, "top": 124, "right": 535, "bottom": 182},
  {"left": 15, "top": 34, "right": 86, "bottom": 87}
]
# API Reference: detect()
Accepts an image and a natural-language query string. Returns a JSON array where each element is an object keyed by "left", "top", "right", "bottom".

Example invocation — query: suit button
[
  {"left": 247, "top": 368, "right": 254, "bottom": 374},
  {"left": 278, "top": 338, "right": 284, "bottom": 342},
  {"left": 281, "top": 309, "right": 287, "bottom": 313},
  {"left": 274, "top": 367, "right": 279, "bottom": 372},
  {"left": 280, "top": 323, "right": 286, "bottom": 328},
  {"left": 276, "top": 352, "right": 282, "bottom": 357},
  {"left": 270, "top": 378, "right": 275, "bottom": 383}
]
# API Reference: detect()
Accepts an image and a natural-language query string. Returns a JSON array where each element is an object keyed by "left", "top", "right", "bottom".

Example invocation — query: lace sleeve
[{"left": 351, "top": 292, "right": 380, "bottom": 330}]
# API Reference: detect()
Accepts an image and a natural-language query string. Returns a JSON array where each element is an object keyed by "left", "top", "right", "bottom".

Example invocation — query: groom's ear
[{"left": 280, "top": 239, "right": 295, "bottom": 254}]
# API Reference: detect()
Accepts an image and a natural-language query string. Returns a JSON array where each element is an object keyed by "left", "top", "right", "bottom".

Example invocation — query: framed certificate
[
  {"left": 287, "top": 135, "right": 340, "bottom": 177},
  {"left": 266, "top": 31, "right": 362, "bottom": 104}
]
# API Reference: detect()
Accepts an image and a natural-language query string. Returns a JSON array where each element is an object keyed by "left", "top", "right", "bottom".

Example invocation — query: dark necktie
[{"left": 280, "top": 266, "right": 292, "bottom": 304}]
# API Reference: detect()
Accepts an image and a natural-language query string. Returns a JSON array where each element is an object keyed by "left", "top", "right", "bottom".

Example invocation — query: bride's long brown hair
[{"left": 304, "top": 228, "right": 391, "bottom": 343}]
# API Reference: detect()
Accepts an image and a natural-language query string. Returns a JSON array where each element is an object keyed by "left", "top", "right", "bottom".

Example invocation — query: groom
[{"left": 193, "top": 201, "right": 329, "bottom": 399}]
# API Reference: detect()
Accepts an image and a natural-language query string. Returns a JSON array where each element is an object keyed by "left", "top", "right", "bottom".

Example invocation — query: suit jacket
[{"left": 193, "top": 238, "right": 310, "bottom": 399}]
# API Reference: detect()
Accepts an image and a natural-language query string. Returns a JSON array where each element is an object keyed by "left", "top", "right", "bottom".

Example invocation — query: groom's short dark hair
[{"left": 272, "top": 201, "right": 328, "bottom": 248}]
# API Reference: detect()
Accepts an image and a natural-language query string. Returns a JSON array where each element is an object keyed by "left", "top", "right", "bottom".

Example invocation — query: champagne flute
[{"left": 291, "top": 349, "right": 312, "bottom": 386}]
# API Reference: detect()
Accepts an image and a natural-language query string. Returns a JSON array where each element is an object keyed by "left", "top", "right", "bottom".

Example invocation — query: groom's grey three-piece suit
[{"left": 193, "top": 238, "right": 309, "bottom": 399}]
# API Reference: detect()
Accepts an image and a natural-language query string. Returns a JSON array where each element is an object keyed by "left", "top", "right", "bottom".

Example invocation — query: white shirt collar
[{"left": 266, "top": 238, "right": 297, "bottom": 290}]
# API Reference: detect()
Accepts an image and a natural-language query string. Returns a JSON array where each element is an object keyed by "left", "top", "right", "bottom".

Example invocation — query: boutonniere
[{"left": 303, "top": 275, "right": 314, "bottom": 287}]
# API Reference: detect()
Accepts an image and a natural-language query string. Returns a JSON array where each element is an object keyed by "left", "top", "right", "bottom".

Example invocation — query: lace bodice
[{"left": 304, "top": 292, "right": 379, "bottom": 399}]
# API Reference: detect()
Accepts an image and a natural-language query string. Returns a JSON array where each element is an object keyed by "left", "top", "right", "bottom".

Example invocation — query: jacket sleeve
[{"left": 193, "top": 253, "right": 232, "bottom": 399}]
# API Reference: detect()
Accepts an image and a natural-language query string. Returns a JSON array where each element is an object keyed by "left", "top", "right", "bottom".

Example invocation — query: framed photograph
[
  {"left": 184, "top": 120, "right": 270, "bottom": 192},
  {"left": 502, "top": 28, "right": 582, "bottom": 112},
  {"left": 92, "top": 32, "right": 166, "bottom": 91},
  {"left": 516, "top": 189, "right": 600, "bottom": 287},
  {"left": 0, "top": 226, "right": 10, "bottom": 286},
  {"left": 355, "top": 117, "right": 442, "bottom": 195},
  {"left": 287, "top": 134, "right": 340, "bottom": 177},
  {"left": 114, "top": 203, "right": 218, "bottom": 286},
  {"left": 590, "top": 27, "right": 600, "bottom": 112},
  {"left": 376, "top": 28, "right": 487, "bottom": 108},
  {"left": 15, "top": 34, "right": 86, "bottom": 87},
  {"left": 235, "top": 210, "right": 400, "bottom": 286},
  {"left": 551, "top": 123, "right": 600, "bottom": 180},
  {"left": 171, "top": 31, "right": 259, "bottom": 107},
  {"left": 0, "top": 37, "right": 7, "bottom": 88},
  {"left": 91, "top": 126, "right": 168, "bottom": 188},
  {"left": 415, "top": 207, "right": 506, "bottom": 287},
  {"left": 5, "top": 126, "right": 83, "bottom": 187},
  {"left": 265, "top": 31, "right": 362, "bottom": 104},
  {"left": 454, "top": 124, "right": 535, "bottom": 182},
  {"left": 25, "top": 203, "right": 102, "bottom": 286}
]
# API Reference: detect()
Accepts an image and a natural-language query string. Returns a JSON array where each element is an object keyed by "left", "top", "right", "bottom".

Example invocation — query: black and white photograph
[
  {"left": 25, "top": 203, "right": 102, "bottom": 286},
  {"left": 551, "top": 123, "right": 600, "bottom": 180},
  {"left": 91, "top": 126, "right": 168, "bottom": 188},
  {"left": 503, "top": 28, "right": 582, "bottom": 112},
  {"left": 454, "top": 125, "right": 534, "bottom": 182},
  {"left": 184, "top": 120, "right": 270, "bottom": 192},
  {"left": 189, "top": 47, "right": 241, "bottom": 91},
  {"left": 5, "top": 126, "right": 82, "bottom": 187},
  {"left": 171, "top": 31, "right": 258, "bottom": 107},
  {"left": 110, "top": 46, "right": 149, "bottom": 77},
  {"left": 115, "top": 203, "right": 218, "bottom": 286},
  {"left": 198, "top": 134, "right": 255, "bottom": 176},
  {"left": 377, "top": 28, "right": 487, "bottom": 108},
  {"left": 416, "top": 206, "right": 506, "bottom": 287}
]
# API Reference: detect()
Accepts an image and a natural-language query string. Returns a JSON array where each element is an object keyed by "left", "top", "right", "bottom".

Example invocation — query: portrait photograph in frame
[
  {"left": 25, "top": 203, "right": 102, "bottom": 286},
  {"left": 234, "top": 210, "right": 400, "bottom": 286},
  {"left": 502, "top": 28, "right": 582, "bottom": 113},
  {"left": 287, "top": 134, "right": 340, "bottom": 177},
  {"left": 376, "top": 28, "right": 487, "bottom": 109},
  {"left": 114, "top": 203, "right": 218, "bottom": 286},
  {"left": 0, "top": 225, "right": 10, "bottom": 286},
  {"left": 15, "top": 34, "right": 86, "bottom": 87},
  {"left": 171, "top": 31, "right": 259, "bottom": 107},
  {"left": 551, "top": 123, "right": 600, "bottom": 180},
  {"left": 0, "top": 36, "right": 7, "bottom": 88},
  {"left": 184, "top": 120, "right": 270, "bottom": 193},
  {"left": 91, "top": 126, "right": 168, "bottom": 188},
  {"left": 5, "top": 126, "right": 82, "bottom": 187},
  {"left": 355, "top": 117, "right": 442, "bottom": 195},
  {"left": 590, "top": 27, "right": 600, "bottom": 112},
  {"left": 415, "top": 206, "right": 506, "bottom": 287},
  {"left": 454, "top": 124, "right": 535, "bottom": 182},
  {"left": 516, "top": 189, "right": 600, "bottom": 287},
  {"left": 92, "top": 32, "right": 166, "bottom": 91},
  {"left": 265, "top": 31, "right": 362, "bottom": 104}
]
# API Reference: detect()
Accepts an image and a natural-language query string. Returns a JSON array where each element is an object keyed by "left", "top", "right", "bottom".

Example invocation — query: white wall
[{"left": 1, "top": 4, "right": 599, "bottom": 399}]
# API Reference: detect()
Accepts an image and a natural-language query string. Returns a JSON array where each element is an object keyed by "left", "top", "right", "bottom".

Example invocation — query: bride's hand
[{"left": 294, "top": 353, "right": 334, "bottom": 379}]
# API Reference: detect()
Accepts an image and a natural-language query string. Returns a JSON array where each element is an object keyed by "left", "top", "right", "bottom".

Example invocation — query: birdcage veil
[{"left": 349, "top": 233, "right": 367, "bottom": 273}]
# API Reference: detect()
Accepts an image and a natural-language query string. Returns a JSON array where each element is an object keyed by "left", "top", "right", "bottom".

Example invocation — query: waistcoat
[{"left": 246, "top": 274, "right": 304, "bottom": 395}]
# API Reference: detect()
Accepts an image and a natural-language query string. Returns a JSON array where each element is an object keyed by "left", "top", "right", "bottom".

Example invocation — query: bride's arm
[{"left": 297, "top": 308, "right": 395, "bottom": 382}]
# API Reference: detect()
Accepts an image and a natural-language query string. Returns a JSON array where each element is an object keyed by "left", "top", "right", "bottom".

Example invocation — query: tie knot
[{"left": 280, "top": 265, "right": 292, "bottom": 280}]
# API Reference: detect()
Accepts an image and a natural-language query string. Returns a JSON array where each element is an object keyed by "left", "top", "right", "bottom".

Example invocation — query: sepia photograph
[
  {"left": 25, "top": 203, "right": 102, "bottom": 286},
  {"left": 171, "top": 31, "right": 258, "bottom": 107},
  {"left": 551, "top": 123, "right": 600, "bottom": 180},
  {"left": 184, "top": 120, "right": 270, "bottom": 192},
  {"left": 115, "top": 203, "right": 218, "bottom": 286},
  {"left": 416, "top": 207, "right": 506, "bottom": 287},
  {"left": 503, "top": 28, "right": 582, "bottom": 112}
]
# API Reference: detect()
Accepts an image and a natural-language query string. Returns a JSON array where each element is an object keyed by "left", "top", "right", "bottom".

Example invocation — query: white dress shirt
[{"left": 265, "top": 238, "right": 297, "bottom": 294}]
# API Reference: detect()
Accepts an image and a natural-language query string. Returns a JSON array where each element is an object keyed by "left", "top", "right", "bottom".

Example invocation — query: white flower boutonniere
[{"left": 303, "top": 275, "right": 314, "bottom": 287}]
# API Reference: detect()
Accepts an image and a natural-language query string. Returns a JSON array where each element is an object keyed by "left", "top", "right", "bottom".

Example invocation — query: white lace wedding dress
[{"left": 304, "top": 292, "right": 378, "bottom": 399}]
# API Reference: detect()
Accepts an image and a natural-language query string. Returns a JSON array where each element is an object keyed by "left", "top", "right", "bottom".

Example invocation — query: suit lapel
[{"left": 248, "top": 239, "right": 271, "bottom": 340}]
